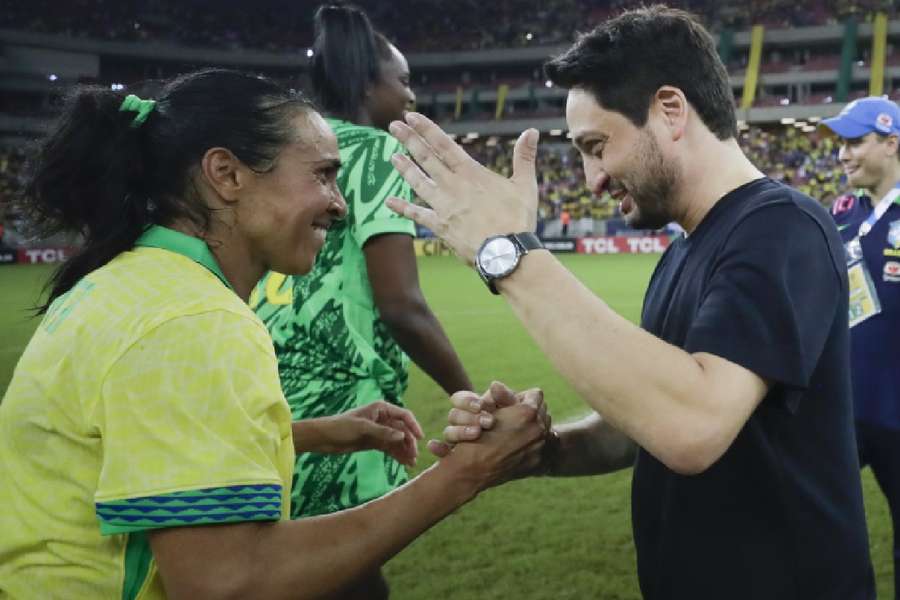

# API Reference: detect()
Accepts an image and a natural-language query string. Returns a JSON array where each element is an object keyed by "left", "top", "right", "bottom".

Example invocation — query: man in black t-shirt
[
  {"left": 383, "top": 6, "right": 875, "bottom": 600},
  {"left": 632, "top": 178, "right": 868, "bottom": 599}
]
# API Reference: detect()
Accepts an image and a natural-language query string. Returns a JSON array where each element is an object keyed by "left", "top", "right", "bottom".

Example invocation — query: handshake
[
  {"left": 428, "top": 382, "right": 556, "bottom": 488},
  {"left": 308, "top": 382, "right": 554, "bottom": 494}
]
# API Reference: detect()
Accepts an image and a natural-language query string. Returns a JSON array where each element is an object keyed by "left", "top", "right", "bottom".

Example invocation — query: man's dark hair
[{"left": 545, "top": 5, "right": 737, "bottom": 140}]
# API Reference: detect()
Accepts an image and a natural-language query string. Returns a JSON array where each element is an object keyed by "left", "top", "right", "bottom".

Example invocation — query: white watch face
[{"left": 479, "top": 237, "right": 518, "bottom": 277}]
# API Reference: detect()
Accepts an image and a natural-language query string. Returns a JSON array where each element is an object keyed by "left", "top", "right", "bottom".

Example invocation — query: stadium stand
[
  {"left": 1, "top": 123, "right": 845, "bottom": 244},
  {"left": 0, "top": 0, "right": 898, "bottom": 242},
  {"left": 2, "top": 0, "right": 896, "bottom": 52},
  {"left": 0, "top": 147, "right": 25, "bottom": 246},
  {"left": 456, "top": 122, "right": 846, "bottom": 238}
]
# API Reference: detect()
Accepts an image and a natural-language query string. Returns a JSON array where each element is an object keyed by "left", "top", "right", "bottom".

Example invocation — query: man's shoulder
[
  {"left": 731, "top": 179, "right": 836, "bottom": 237},
  {"left": 702, "top": 179, "right": 845, "bottom": 279},
  {"left": 740, "top": 178, "right": 821, "bottom": 211}
]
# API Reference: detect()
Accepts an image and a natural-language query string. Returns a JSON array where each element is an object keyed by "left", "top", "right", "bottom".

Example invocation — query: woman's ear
[{"left": 199, "top": 147, "right": 246, "bottom": 204}]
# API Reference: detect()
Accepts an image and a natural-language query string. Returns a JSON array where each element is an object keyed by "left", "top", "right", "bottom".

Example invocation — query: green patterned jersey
[{"left": 252, "top": 119, "right": 416, "bottom": 518}]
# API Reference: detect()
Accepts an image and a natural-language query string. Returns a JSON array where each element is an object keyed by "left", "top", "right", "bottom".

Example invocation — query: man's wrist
[
  {"left": 535, "top": 427, "right": 561, "bottom": 477},
  {"left": 493, "top": 243, "right": 551, "bottom": 295}
]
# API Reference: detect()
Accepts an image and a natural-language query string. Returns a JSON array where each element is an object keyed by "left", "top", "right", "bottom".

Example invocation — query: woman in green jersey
[
  {"left": 252, "top": 6, "right": 473, "bottom": 597},
  {"left": 0, "top": 68, "right": 546, "bottom": 600}
]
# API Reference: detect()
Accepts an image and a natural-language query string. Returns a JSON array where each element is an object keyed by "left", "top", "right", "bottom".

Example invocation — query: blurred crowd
[
  {"left": 0, "top": 0, "right": 888, "bottom": 243},
  {"left": 741, "top": 126, "right": 845, "bottom": 206},
  {"left": 1, "top": 0, "right": 314, "bottom": 52},
  {"left": 3, "top": 0, "right": 896, "bottom": 54},
  {"left": 0, "top": 148, "right": 27, "bottom": 246},
  {"left": 461, "top": 125, "right": 846, "bottom": 233},
  {"left": 0, "top": 125, "right": 858, "bottom": 243}
]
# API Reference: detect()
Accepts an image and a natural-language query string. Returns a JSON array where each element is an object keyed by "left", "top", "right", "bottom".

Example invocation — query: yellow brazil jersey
[{"left": 0, "top": 227, "right": 294, "bottom": 600}]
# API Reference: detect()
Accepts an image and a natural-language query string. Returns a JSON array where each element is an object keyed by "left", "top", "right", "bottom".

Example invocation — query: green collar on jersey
[{"left": 134, "top": 225, "right": 233, "bottom": 291}]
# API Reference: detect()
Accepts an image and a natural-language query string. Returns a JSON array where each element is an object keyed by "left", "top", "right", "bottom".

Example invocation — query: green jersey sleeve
[{"left": 343, "top": 132, "right": 417, "bottom": 247}]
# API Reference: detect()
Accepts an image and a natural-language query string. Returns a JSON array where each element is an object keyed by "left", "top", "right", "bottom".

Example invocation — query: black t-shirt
[{"left": 634, "top": 178, "right": 874, "bottom": 600}]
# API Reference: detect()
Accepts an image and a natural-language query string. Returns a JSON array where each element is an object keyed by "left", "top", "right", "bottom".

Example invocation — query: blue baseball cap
[{"left": 820, "top": 97, "right": 900, "bottom": 139}]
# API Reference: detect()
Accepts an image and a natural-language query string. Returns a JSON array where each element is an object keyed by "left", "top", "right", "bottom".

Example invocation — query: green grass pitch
[{"left": 0, "top": 256, "right": 893, "bottom": 599}]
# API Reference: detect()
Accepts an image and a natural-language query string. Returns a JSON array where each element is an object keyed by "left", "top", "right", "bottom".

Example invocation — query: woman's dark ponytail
[
  {"left": 311, "top": 4, "right": 392, "bottom": 120},
  {"left": 20, "top": 69, "right": 314, "bottom": 313},
  {"left": 22, "top": 87, "right": 154, "bottom": 312}
]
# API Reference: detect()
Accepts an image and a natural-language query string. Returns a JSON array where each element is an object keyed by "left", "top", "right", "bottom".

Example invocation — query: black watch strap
[{"left": 511, "top": 231, "right": 543, "bottom": 252}]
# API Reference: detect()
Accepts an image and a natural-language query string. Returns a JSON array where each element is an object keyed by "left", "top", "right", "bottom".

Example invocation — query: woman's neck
[{"left": 165, "top": 218, "right": 261, "bottom": 302}]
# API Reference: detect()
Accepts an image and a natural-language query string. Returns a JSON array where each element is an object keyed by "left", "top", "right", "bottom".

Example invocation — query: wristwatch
[{"left": 474, "top": 232, "right": 544, "bottom": 295}]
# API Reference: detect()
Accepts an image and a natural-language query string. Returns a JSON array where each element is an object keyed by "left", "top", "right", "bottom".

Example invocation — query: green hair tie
[{"left": 119, "top": 94, "right": 156, "bottom": 128}]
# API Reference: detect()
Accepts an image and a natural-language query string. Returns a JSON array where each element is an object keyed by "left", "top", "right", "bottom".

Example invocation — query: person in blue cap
[{"left": 822, "top": 96, "right": 900, "bottom": 598}]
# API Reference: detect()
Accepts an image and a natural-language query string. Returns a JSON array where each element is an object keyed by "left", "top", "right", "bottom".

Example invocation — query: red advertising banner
[
  {"left": 17, "top": 247, "right": 77, "bottom": 264},
  {"left": 576, "top": 236, "right": 671, "bottom": 255}
]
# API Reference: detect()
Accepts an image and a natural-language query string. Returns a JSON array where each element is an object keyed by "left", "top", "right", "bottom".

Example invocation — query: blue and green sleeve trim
[{"left": 96, "top": 484, "right": 282, "bottom": 535}]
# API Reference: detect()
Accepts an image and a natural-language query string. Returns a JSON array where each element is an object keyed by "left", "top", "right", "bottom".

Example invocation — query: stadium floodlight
[
  {"left": 550, "top": 129, "right": 563, "bottom": 136},
  {"left": 306, "top": 48, "right": 314, "bottom": 58},
  {"left": 780, "top": 117, "right": 795, "bottom": 125},
  {"left": 48, "top": 74, "right": 58, "bottom": 82},
  {"left": 525, "top": 32, "right": 533, "bottom": 41},
  {"left": 544, "top": 80, "right": 553, "bottom": 88}
]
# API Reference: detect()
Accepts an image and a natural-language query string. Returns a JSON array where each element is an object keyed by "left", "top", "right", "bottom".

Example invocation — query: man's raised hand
[{"left": 386, "top": 112, "right": 540, "bottom": 264}]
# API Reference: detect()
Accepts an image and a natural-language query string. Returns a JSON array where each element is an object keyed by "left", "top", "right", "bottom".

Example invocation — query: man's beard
[{"left": 623, "top": 131, "right": 680, "bottom": 231}]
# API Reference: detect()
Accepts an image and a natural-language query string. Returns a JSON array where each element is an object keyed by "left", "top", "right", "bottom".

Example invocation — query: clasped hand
[
  {"left": 306, "top": 382, "right": 551, "bottom": 489},
  {"left": 430, "top": 381, "right": 553, "bottom": 486}
]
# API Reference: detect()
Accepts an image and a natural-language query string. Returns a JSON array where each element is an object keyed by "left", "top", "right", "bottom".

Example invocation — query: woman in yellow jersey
[{"left": 0, "top": 69, "right": 548, "bottom": 600}]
